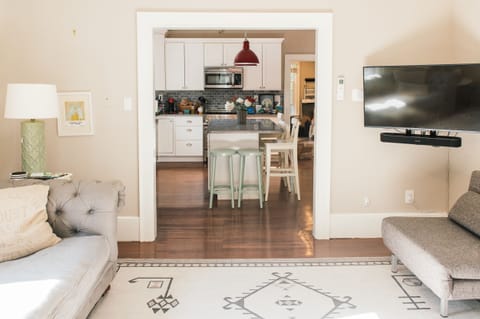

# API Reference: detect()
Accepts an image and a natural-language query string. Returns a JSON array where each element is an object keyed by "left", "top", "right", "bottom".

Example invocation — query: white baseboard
[
  {"left": 157, "top": 156, "right": 203, "bottom": 162},
  {"left": 329, "top": 211, "right": 448, "bottom": 238},
  {"left": 117, "top": 216, "right": 140, "bottom": 241},
  {"left": 127, "top": 211, "right": 448, "bottom": 242}
]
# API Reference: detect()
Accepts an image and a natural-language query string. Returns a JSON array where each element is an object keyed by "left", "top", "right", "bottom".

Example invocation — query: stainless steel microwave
[{"left": 204, "top": 67, "right": 243, "bottom": 89}]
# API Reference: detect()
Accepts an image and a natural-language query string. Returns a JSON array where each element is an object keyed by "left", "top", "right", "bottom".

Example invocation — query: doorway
[
  {"left": 137, "top": 12, "right": 333, "bottom": 241},
  {"left": 284, "top": 54, "right": 316, "bottom": 151},
  {"left": 283, "top": 55, "right": 315, "bottom": 121}
]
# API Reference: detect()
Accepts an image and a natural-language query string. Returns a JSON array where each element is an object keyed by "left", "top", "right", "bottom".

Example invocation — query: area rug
[{"left": 89, "top": 257, "right": 480, "bottom": 319}]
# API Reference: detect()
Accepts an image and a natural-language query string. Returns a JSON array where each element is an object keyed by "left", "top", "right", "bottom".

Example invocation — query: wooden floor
[{"left": 118, "top": 159, "right": 390, "bottom": 259}]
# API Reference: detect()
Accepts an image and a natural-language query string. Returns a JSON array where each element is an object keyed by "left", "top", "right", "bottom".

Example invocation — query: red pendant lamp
[{"left": 234, "top": 33, "right": 259, "bottom": 66}]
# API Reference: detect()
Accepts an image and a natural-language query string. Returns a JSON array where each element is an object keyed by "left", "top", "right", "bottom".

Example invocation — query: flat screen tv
[{"left": 363, "top": 63, "right": 480, "bottom": 132}]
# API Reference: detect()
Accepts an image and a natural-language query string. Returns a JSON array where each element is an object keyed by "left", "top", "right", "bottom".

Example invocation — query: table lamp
[{"left": 4, "top": 83, "right": 58, "bottom": 173}]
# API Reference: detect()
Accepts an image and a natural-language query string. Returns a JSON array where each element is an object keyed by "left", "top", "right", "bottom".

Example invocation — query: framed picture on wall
[{"left": 57, "top": 91, "right": 94, "bottom": 136}]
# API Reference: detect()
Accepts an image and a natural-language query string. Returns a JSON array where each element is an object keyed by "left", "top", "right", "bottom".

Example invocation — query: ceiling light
[{"left": 234, "top": 33, "right": 259, "bottom": 66}]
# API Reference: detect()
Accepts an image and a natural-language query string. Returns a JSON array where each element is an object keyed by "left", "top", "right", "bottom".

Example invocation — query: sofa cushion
[
  {"left": 468, "top": 171, "right": 480, "bottom": 194},
  {"left": 449, "top": 191, "right": 480, "bottom": 236},
  {"left": 0, "top": 185, "right": 61, "bottom": 262},
  {"left": 382, "top": 217, "right": 480, "bottom": 280},
  {"left": 0, "top": 235, "right": 111, "bottom": 319}
]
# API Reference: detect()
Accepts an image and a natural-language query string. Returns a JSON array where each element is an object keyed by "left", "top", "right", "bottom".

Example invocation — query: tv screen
[{"left": 363, "top": 63, "right": 480, "bottom": 132}]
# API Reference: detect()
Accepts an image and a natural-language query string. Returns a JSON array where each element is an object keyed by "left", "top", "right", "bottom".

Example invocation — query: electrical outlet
[{"left": 405, "top": 190, "right": 415, "bottom": 204}]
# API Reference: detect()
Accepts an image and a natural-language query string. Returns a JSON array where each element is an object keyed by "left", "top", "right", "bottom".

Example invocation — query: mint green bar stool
[
  {"left": 237, "top": 149, "right": 264, "bottom": 208},
  {"left": 209, "top": 148, "right": 236, "bottom": 208}
]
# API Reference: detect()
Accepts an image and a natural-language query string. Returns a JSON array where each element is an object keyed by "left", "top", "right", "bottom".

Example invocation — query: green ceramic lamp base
[{"left": 21, "top": 119, "right": 46, "bottom": 173}]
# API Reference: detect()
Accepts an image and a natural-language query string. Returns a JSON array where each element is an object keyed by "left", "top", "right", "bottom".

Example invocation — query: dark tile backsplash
[{"left": 155, "top": 89, "right": 283, "bottom": 113}]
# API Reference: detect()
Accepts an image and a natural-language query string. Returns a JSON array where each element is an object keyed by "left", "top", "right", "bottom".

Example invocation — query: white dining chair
[{"left": 263, "top": 117, "right": 301, "bottom": 201}]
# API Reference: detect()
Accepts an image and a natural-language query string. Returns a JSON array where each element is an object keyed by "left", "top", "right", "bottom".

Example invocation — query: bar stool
[
  {"left": 209, "top": 148, "right": 236, "bottom": 208},
  {"left": 237, "top": 148, "right": 264, "bottom": 208},
  {"left": 264, "top": 117, "right": 301, "bottom": 201}
]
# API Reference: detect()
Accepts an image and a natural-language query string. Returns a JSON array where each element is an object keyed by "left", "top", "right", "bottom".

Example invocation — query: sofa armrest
[{"left": 42, "top": 180, "right": 125, "bottom": 263}]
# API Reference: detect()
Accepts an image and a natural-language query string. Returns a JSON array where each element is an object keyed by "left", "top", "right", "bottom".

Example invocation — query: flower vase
[{"left": 237, "top": 109, "right": 247, "bottom": 124}]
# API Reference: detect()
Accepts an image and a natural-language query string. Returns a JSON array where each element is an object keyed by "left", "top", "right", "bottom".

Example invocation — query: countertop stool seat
[
  {"left": 237, "top": 148, "right": 264, "bottom": 208},
  {"left": 209, "top": 148, "right": 236, "bottom": 208},
  {"left": 264, "top": 118, "right": 301, "bottom": 201}
]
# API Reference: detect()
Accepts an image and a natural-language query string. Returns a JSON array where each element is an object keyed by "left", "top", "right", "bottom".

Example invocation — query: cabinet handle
[
  {"left": 186, "top": 143, "right": 192, "bottom": 147},
  {"left": 187, "top": 120, "right": 192, "bottom": 123},
  {"left": 187, "top": 128, "right": 192, "bottom": 132}
]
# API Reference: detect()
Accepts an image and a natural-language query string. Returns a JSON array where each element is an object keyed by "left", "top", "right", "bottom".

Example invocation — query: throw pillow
[
  {"left": 449, "top": 191, "right": 480, "bottom": 236},
  {"left": 0, "top": 185, "right": 61, "bottom": 263}
]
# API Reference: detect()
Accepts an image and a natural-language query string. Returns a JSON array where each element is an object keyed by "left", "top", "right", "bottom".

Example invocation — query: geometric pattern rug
[{"left": 89, "top": 257, "right": 480, "bottom": 319}]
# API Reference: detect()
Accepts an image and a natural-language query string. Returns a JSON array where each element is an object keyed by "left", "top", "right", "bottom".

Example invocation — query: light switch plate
[
  {"left": 124, "top": 97, "right": 132, "bottom": 111},
  {"left": 352, "top": 89, "right": 363, "bottom": 102},
  {"left": 336, "top": 76, "right": 345, "bottom": 101}
]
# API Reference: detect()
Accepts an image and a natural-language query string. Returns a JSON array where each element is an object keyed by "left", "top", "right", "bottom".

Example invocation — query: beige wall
[
  {"left": 164, "top": 30, "right": 316, "bottom": 54},
  {"left": 331, "top": 0, "right": 453, "bottom": 214},
  {"left": 3, "top": 0, "right": 476, "bottom": 229}
]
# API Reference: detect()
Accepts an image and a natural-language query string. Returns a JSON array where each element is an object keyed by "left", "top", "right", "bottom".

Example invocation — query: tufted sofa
[
  {"left": 382, "top": 171, "right": 480, "bottom": 317},
  {"left": 0, "top": 179, "right": 125, "bottom": 319}
]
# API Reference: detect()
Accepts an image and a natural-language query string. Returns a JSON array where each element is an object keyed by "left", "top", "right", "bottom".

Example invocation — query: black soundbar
[{"left": 380, "top": 132, "right": 462, "bottom": 147}]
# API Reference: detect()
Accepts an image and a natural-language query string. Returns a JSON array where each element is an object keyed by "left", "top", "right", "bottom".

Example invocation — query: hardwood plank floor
[{"left": 118, "top": 159, "right": 390, "bottom": 259}]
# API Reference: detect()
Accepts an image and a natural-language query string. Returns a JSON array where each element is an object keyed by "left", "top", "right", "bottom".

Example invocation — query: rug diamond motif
[{"left": 224, "top": 272, "right": 355, "bottom": 319}]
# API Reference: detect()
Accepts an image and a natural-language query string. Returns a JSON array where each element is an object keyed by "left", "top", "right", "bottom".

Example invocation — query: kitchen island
[
  {"left": 207, "top": 118, "right": 283, "bottom": 201},
  {"left": 207, "top": 118, "right": 282, "bottom": 133}
]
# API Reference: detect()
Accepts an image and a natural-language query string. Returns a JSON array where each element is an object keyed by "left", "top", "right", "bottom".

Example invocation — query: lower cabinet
[
  {"left": 156, "top": 117, "right": 175, "bottom": 155},
  {"left": 157, "top": 115, "right": 203, "bottom": 162}
]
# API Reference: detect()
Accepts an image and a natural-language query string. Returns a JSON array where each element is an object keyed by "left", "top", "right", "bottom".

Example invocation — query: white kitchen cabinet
[
  {"left": 204, "top": 42, "right": 241, "bottom": 67},
  {"left": 165, "top": 40, "right": 204, "bottom": 90},
  {"left": 157, "top": 115, "right": 203, "bottom": 162},
  {"left": 261, "top": 43, "right": 282, "bottom": 90},
  {"left": 243, "top": 40, "right": 283, "bottom": 91},
  {"left": 243, "top": 42, "right": 263, "bottom": 90},
  {"left": 163, "top": 38, "right": 282, "bottom": 91},
  {"left": 153, "top": 31, "right": 166, "bottom": 90},
  {"left": 156, "top": 117, "right": 175, "bottom": 156},
  {"left": 175, "top": 116, "right": 203, "bottom": 156}
]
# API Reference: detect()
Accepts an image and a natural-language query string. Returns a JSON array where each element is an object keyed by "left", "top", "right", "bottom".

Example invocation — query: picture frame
[
  {"left": 259, "top": 94, "right": 275, "bottom": 109},
  {"left": 57, "top": 91, "right": 94, "bottom": 136}
]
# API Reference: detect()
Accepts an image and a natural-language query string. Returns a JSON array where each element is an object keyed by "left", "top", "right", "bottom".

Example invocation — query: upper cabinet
[
  {"left": 165, "top": 40, "right": 204, "bottom": 90},
  {"left": 204, "top": 42, "right": 242, "bottom": 67},
  {"left": 161, "top": 38, "right": 283, "bottom": 91},
  {"left": 153, "top": 31, "right": 166, "bottom": 91},
  {"left": 243, "top": 39, "right": 283, "bottom": 91}
]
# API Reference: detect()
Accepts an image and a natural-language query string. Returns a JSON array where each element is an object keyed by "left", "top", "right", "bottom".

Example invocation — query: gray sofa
[
  {"left": 0, "top": 179, "right": 125, "bottom": 319},
  {"left": 382, "top": 171, "right": 480, "bottom": 317}
]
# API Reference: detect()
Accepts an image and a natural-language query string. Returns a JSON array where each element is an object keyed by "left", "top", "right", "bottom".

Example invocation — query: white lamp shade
[{"left": 4, "top": 83, "right": 58, "bottom": 119}]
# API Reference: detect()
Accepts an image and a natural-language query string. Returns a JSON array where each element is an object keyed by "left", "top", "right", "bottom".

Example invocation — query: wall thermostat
[{"left": 336, "top": 75, "right": 345, "bottom": 101}]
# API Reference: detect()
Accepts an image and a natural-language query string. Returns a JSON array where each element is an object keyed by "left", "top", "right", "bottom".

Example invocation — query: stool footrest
[
  {"left": 212, "top": 185, "right": 236, "bottom": 189},
  {"left": 241, "top": 184, "right": 262, "bottom": 189}
]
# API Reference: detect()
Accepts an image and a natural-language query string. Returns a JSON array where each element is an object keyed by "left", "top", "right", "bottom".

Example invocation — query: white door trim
[{"left": 137, "top": 12, "right": 333, "bottom": 241}]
